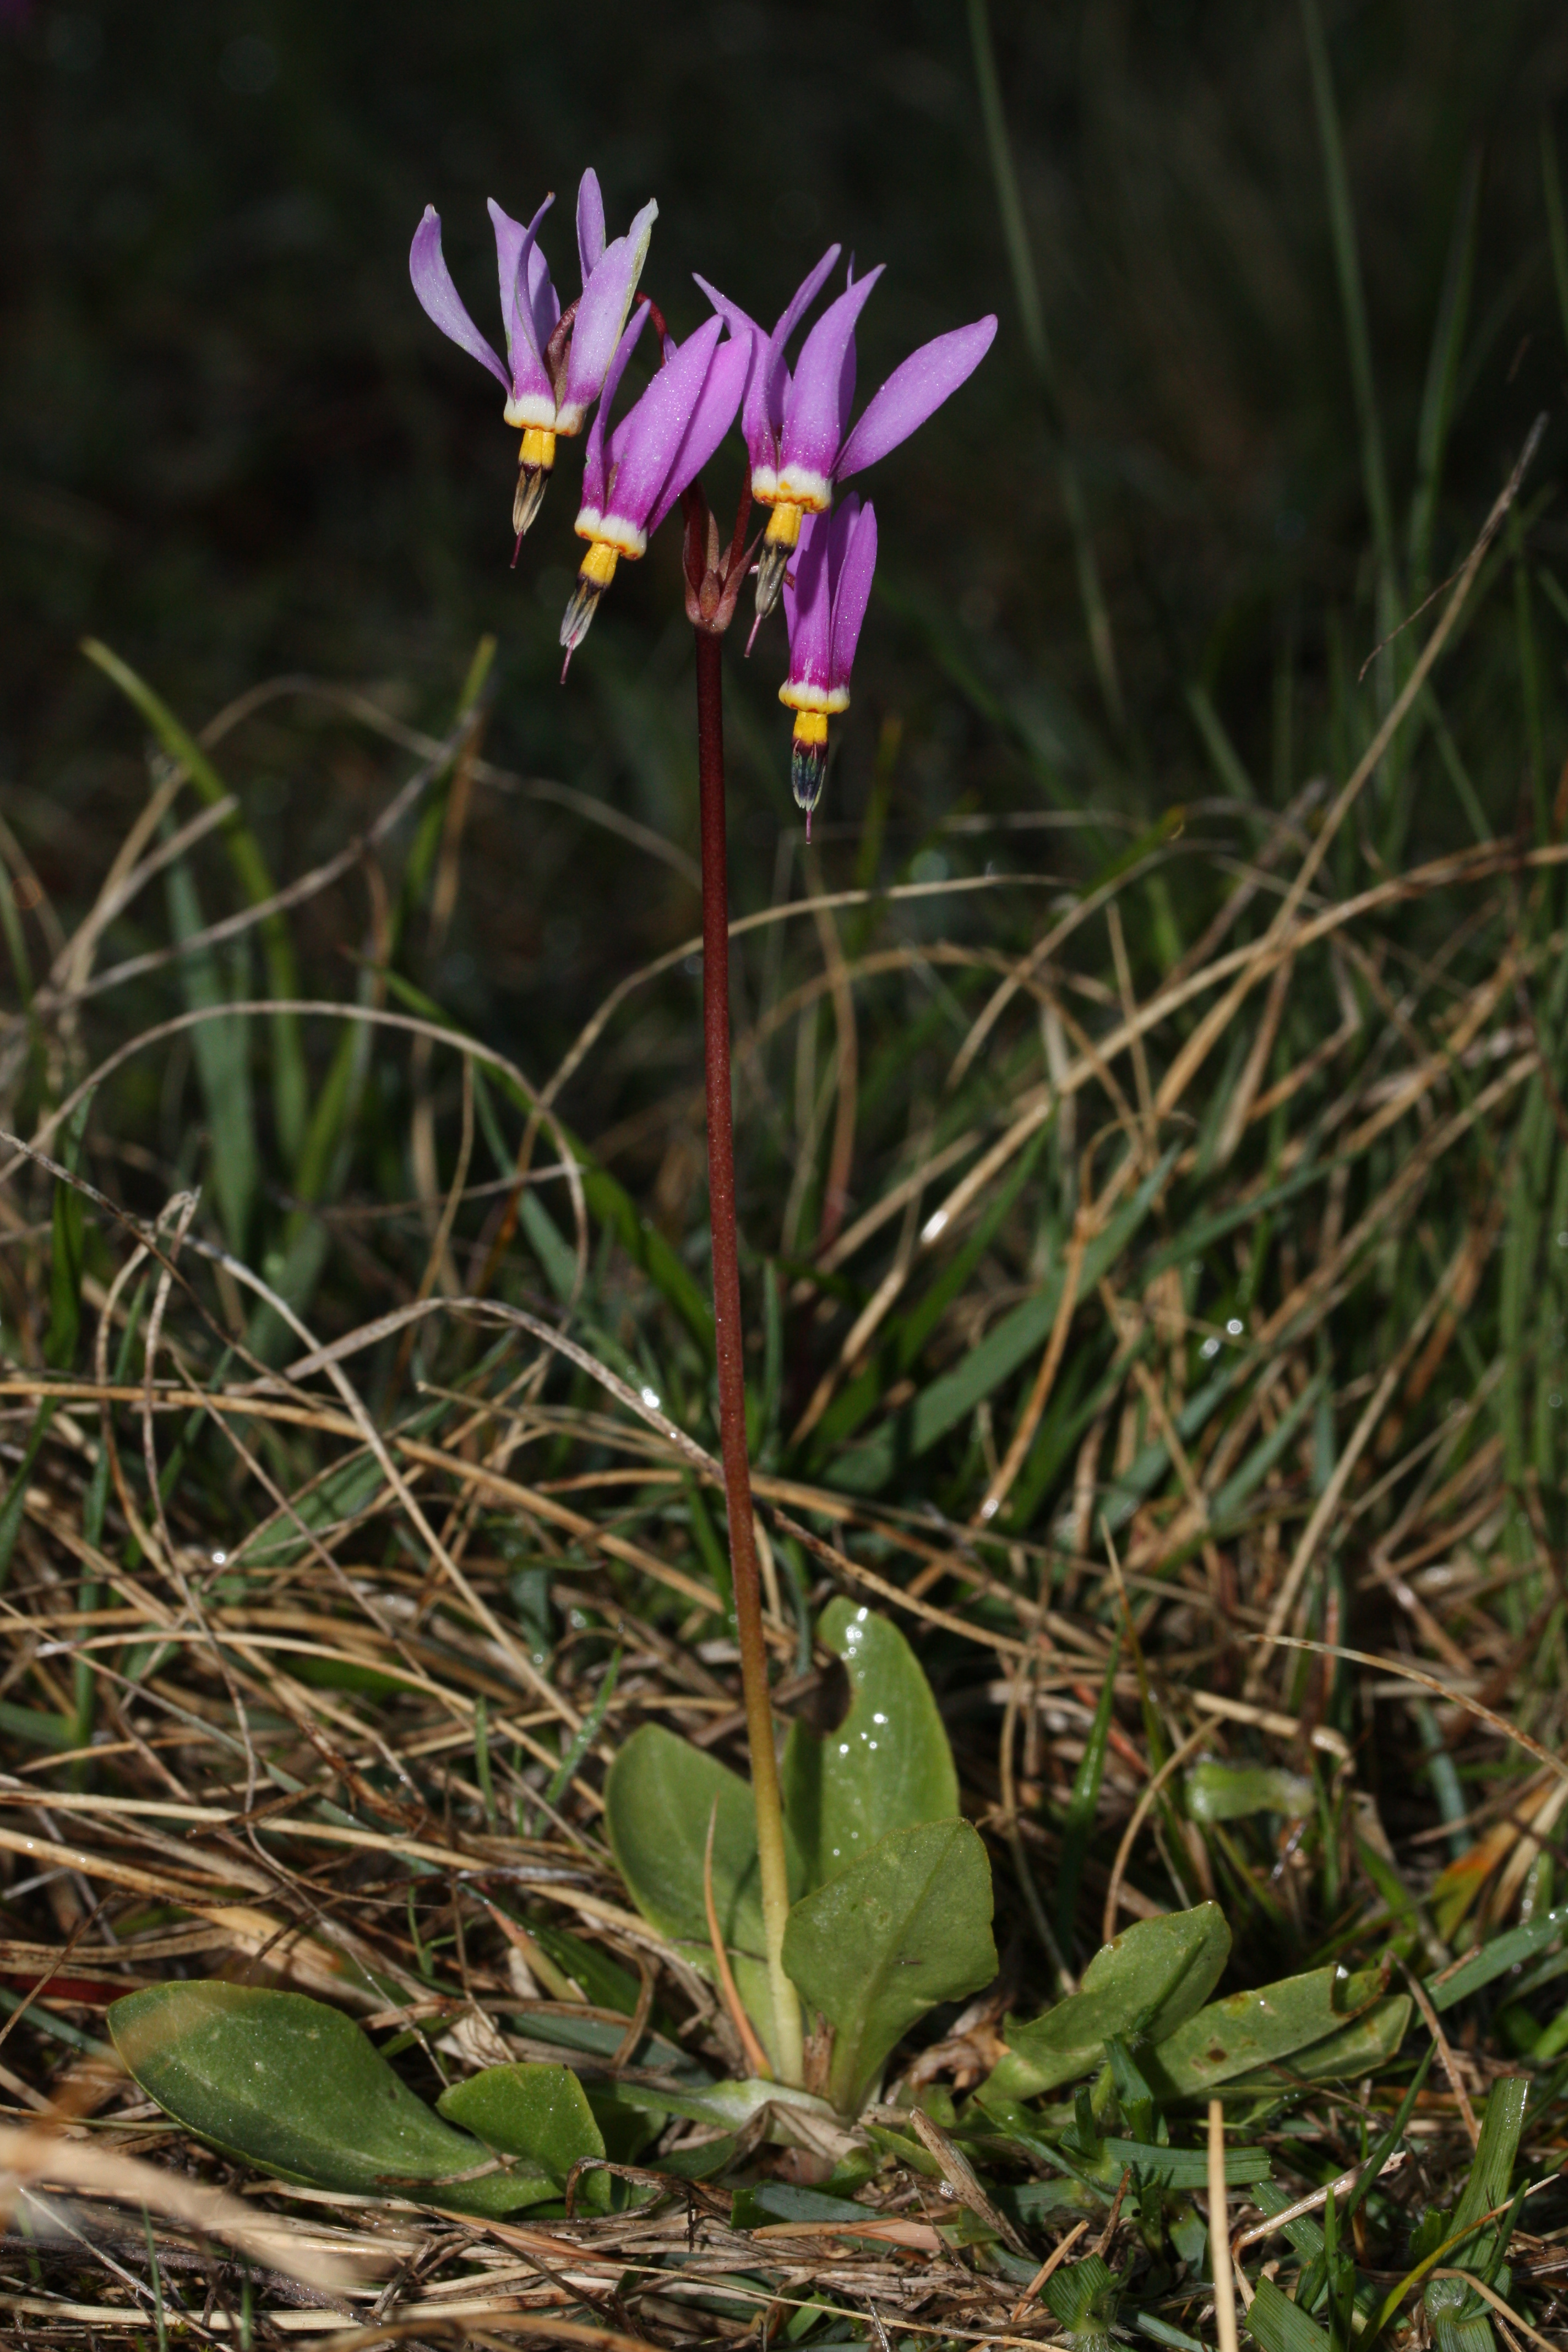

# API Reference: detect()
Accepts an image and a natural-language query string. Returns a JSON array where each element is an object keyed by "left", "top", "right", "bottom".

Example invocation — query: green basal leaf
[
  {"left": 108, "top": 1982, "right": 550, "bottom": 2215},
  {"left": 1142, "top": 1965, "right": 1386, "bottom": 2099},
  {"left": 1185, "top": 1761, "right": 1314, "bottom": 1823},
  {"left": 437, "top": 2062, "right": 609, "bottom": 2213},
  {"left": 782, "top": 1819, "right": 997, "bottom": 2116},
  {"left": 781, "top": 1600, "right": 958, "bottom": 1891},
  {"left": 1245, "top": 2277, "right": 1332, "bottom": 2352},
  {"left": 988, "top": 1903, "right": 1232, "bottom": 2098},
  {"left": 604, "top": 1720, "right": 805, "bottom": 2051},
  {"left": 1225, "top": 1994, "right": 1411, "bottom": 2088}
]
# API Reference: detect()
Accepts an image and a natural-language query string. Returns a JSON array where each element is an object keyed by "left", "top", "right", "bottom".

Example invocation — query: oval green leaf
[
  {"left": 1142, "top": 1964, "right": 1385, "bottom": 2099},
  {"left": 108, "top": 1981, "right": 553, "bottom": 2215},
  {"left": 604, "top": 1721, "right": 803, "bottom": 1961},
  {"left": 782, "top": 1819, "right": 997, "bottom": 2117},
  {"left": 438, "top": 2062, "right": 608, "bottom": 2212},
  {"left": 781, "top": 1600, "right": 959, "bottom": 1892},
  {"left": 988, "top": 1902, "right": 1232, "bottom": 2099}
]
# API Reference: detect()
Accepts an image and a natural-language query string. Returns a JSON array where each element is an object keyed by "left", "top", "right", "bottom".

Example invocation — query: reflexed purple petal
[
  {"left": 782, "top": 508, "right": 834, "bottom": 695},
  {"left": 827, "top": 496, "right": 877, "bottom": 692},
  {"left": 692, "top": 273, "right": 759, "bottom": 344},
  {"left": 576, "top": 168, "right": 606, "bottom": 280},
  {"left": 410, "top": 205, "right": 510, "bottom": 391},
  {"left": 579, "top": 301, "right": 651, "bottom": 519},
  {"left": 487, "top": 199, "right": 526, "bottom": 371},
  {"left": 557, "top": 196, "right": 658, "bottom": 431},
  {"left": 601, "top": 315, "right": 724, "bottom": 535},
  {"left": 487, "top": 193, "right": 556, "bottom": 391},
  {"left": 757, "top": 244, "right": 841, "bottom": 466},
  {"left": 523, "top": 235, "right": 559, "bottom": 357},
  {"left": 779, "top": 266, "right": 882, "bottom": 483},
  {"left": 646, "top": 328, "right": 755, "bottom": 533},
  {"left": 693, "top": 273, "right": 768, "bottom": 470},
  {"left": 834, "top": 315, "right": 997, "bottom": 480}
]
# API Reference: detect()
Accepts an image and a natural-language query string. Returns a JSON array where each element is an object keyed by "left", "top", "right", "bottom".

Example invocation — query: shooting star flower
[
  {"left": 410, "top": 170, "right": 657, "bottom": 541},
  {"left": 695, "top": 253, "right": 995, "bottom": 620},
  {"left": 559, "top": 308, "right": 754, "bottom": 667},
  {"left": 779, "top": 493, "right": 877, "bottom": 839}
]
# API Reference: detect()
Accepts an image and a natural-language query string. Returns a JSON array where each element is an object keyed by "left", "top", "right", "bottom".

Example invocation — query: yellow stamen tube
[
  {"left": 558, "top": 537, "right": 623, "bottom": 669},
  {"left": 754, "top": 499, "right": 805, "bottom": 621},
  {"left": 513, "top": 426, "right": 559, "bottom": 538}
]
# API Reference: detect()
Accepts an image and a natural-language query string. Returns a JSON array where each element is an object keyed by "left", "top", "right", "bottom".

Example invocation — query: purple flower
[
  {"left": 410, "top": 168, "right": 657, "bottom": 539},
  {"left": 695, "top": 254, "right": 995, "bottom": 619},
  {"left": 559, "top": 310, "right": 755, "bottom": 667},
  {"left": 779, "top": 495, "right": 878, "bottom": 837}
]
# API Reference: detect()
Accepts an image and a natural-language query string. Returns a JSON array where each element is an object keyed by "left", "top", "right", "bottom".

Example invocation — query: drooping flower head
[
  {"left": 559, "top": 308, "right": 754, "bottom": 668},
  {"left": 696, "top": 255, "right": 995, "bottom": 621},
  {"left": 779, "top": 494, "right": 877, "bottom": 839},
  {"left": 410, "top": 170, "right": 657, "bottom": 540}
]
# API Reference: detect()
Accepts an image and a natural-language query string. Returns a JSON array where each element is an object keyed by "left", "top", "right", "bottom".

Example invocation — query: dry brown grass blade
[
  {"left": 1102, "top": 1721, "right": 1210, "bottom": 1941},
  {"left": 1208, "top": 2099, "right": 1241, "bottom": 2352},
  {"left": 1421, "top": 2272, "right": 1563, "bottom": 2352},
  {"left": 321, "top": 2315, "right": 662, "bottom": 2351},
  {"left": 909, "top": 2106, "right": 1030, "bottom": 2257},
  {"left": 1269, "top": 1640, "right": 1568, "bottom": 1784},
  {"left": 1400, "top": 1958, "right": 1480, "bottom": 2147},
  {"left": 0, "top": 2123, "right": 374, "bottom": 2296},
  {"left": 975, "top": 1210, "right": 1091, "bottom": 1527},
  {"left": 1010, "top": 2218, "right": 1090, "bottom": 2321},
  {"left": 1153, "top": 416, "right": 1545, "bottom": 1121}
]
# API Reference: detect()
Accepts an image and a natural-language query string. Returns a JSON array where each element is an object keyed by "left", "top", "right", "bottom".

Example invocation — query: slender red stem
[{"left": 694, "top": 627, "right": 802, "bottom": 2084}]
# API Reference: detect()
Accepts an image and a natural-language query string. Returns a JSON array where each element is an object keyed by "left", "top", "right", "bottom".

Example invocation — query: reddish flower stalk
[{"left": 683, "top": 484, "right": 802, "bottom": 2083}]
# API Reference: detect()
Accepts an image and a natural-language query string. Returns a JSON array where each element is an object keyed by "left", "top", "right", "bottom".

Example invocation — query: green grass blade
[
  {"left": 832, "top": 1146, "right": 1178, "bottom": 1492},
  {"left": 82, "top": 638, "right": 308, "bottom": 1164},
  {"left": 546, "top": 1648, "right": 621, "bottom": 1809},
  {"left": 1299, "top": 0, "right": 1397, "bottom": 608},
  {"left": 1408, "top": 153, "right": 1480, "bottom": 597},
  {"left": 43, "top": 1090, "right": 91, "bottom": 1373},
  {"left": 1186, "top": 683, "right": 1257, "bottom": 801},
  {"left": 163, "top": 840, "right": 258, "bottom": 1255}
]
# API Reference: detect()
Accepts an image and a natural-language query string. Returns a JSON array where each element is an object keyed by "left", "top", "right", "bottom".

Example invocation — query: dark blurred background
[{"left": 3, "top": 0, "right": 1567, "bottom": 1131}]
